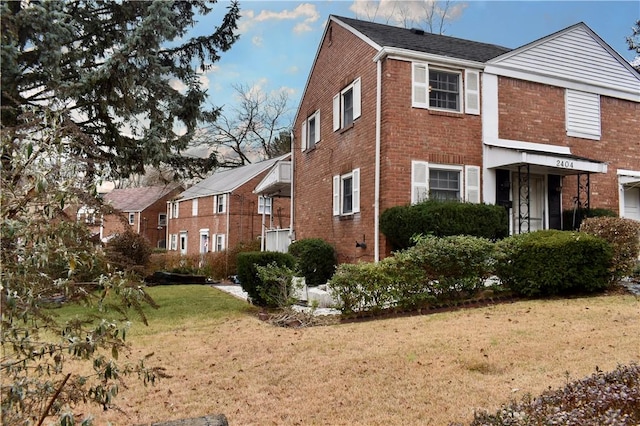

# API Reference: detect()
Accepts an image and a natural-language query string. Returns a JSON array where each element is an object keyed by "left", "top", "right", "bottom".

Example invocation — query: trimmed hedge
[
  {"left": 380, "top": 200, "right": 508, "bottom": 250},
  {"left": 580, "top": 216, "right": 640, "bottom": 282},
  {"left": 237, "top": 251, "right": 296, "bottom": 307},
  {"left": 288, "top": 238, "right": 337, "bottom": 286},
  {"left": 329, "top": 235, "right": 496, "bottom": 314},
  {"left": 494, "top": 230, "right": 613, "bottom": 297}
]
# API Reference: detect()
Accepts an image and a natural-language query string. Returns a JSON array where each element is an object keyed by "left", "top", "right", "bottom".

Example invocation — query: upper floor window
[
  {"left": 158, "top": 213, "right": 167, "bottom": 227},
  {"left": 128, "top": 212, "right": 135, "bottom": 225},
  {"left": 333, "top": 168, "right": 360, "bottom": 216},
  {"left": 412, "top": 63, "right": 479, "bottom": 115},
  {"left": 192, "top": 198, "right": 198, "bottom": 216},
  {"left": 171, "top": 202, "right": 179, "bottom": 219},
  {"left": 301, "top": 110, "right": 320, "bottom": 151},
  {"left": 411, "top": 161, "right": 480, "bottom": 204},
  {"left": 333, "top": 77, "right": 361, "bottom": 131},
  {"left": 565, "top": 89, "right": 601, "bottom": 140},
  {"left": 215, "top": 194, "right": 226, "bottom": 214},
  {"left": 258, "top": 196, "right": 272, "bottom": 215}
]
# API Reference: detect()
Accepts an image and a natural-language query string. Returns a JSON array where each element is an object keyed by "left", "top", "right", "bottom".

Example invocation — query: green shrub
[
  {"left": 562, "top": 207, "right": 616, "bottom": 230},
  {"left": 255, "top": 262, "right": 298, "bottom": 308},
  {"left": 105, "top": 229, "right": 152, "bottom": 274},
  {"left": 494, "top": 230, "right": 613, "bottom": 297},
  {"left": 237, "top": 251, "right": 296, "bottom": 307},
  {"left": 398, "top": 235, "right": 495, "bottom": 300},
  {"left": 288, "top": 238, "right": 337, "bottom": 286},
  {"left": 580, "top": 216, "right": 640, "bottom": 281},
  {"left": 380, "top": 200, "right": 508, "bottom": 250},
  {"left": 464, "top": 363, "right": 640, "bottom": 426}
]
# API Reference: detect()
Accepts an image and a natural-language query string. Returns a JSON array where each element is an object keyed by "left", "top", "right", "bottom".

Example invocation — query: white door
[
  {"left": 623, "top": 186, "right": 640, "bottom": 220},
  {"left": 179, "top": 232, "right": 188, "bottom": 255},
  {"left": 512, "top": 174, "right": 545, "bottom": 233}
]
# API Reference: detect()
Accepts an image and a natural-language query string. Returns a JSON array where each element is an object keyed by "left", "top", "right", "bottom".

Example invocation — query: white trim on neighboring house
[{"left": 618, "top": 169, "right": 640, "bottom": 221}]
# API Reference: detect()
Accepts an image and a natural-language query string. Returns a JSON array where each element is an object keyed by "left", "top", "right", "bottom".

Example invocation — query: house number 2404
[{"left": 556, "top": 160, "right": 574, "bottom": 168}]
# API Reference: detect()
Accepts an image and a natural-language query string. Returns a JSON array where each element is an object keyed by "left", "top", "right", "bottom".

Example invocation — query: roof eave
[{"left": 373, "top": 46, "right": 488, "bottom": 69}]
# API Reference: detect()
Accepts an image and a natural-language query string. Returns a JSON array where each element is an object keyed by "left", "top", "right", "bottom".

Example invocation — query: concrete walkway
[{"left": 212, "top": 284, "right": 340, "bottom": 316}]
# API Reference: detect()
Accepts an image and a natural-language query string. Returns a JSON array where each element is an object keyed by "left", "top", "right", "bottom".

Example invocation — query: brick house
[
  {"left": 88, "top": 184, "right": 182, "bottom": 248},
  {"left": 291, "top": 16, "right": 640, "bottom": 264},
  {"left": 166, "top": 155, "right": 291, "bottom": 255}
]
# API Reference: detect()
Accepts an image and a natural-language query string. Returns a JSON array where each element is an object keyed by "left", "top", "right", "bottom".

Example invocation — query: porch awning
[
  {"left": 254, "top": 160, "right": 292, "bottom": 197},
  {"left": 618, "top": 169, "right": 640, "bottom": 187},
  {"left": 485, "top": 145, "right": 608, "bottom": 175}
]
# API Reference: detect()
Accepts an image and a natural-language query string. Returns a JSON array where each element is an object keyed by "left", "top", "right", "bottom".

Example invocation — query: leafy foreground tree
[{"left": 1, "top": 1, "right": 239, "bottom": 424}]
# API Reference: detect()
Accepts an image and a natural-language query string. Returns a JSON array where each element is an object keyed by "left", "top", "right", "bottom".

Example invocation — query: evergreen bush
[
  {"left": 380, "top": 200, "right": 508, "bottom": 250},
  {"left": 105, "top": 230, "right": 152, "bottom": 274},
  {"left": 494, "top": 230, "right": 613, "bottom": 297},
  {"left": 288, "top": 238, "right": 337, "bottom": 286},
  {"left": 562, "top": 207, "right": 616, "bottom": 230},
  {"left": 237, "top": 251, "right": 296, "bottom": 307}
]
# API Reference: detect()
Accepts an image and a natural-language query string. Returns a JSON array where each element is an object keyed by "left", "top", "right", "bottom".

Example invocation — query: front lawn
[{"left": 58, "top": 285, "right": 639, "bottom": 425}]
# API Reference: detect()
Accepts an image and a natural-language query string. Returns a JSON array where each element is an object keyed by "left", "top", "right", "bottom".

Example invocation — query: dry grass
[{"left": 76, "top": 289, "right": 639, "bottom": 426}]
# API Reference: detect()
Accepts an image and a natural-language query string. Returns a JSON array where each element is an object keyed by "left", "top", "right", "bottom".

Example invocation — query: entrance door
[
  {"left": 179, "top": 232, "right": 188, "bottom": 255},
  {"left": 623, "top": 185, "right": 640, "bottom": 220},
  {"left": 512, "top": 174, "right": 545, "bottom": 233}
]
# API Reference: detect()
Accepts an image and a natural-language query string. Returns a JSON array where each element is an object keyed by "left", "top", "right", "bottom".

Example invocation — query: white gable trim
[{"left": 331, "top": 16, "right": 381, "bottom": 50}]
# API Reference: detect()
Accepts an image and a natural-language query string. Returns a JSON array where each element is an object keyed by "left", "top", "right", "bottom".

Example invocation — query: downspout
[
  {"left": 289, "top": 130, "right": 295, "bottom": 243},
  {"left": 225, "top": 193, "right": 230, "bottom": 274},
  {"left": 374, "top": 57, "right": 382, "bottom": 262}
]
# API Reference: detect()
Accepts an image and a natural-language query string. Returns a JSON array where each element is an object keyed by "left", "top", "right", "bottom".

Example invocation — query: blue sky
[{"left": 190, "top": 1, "right": 639, "bottom": 125}]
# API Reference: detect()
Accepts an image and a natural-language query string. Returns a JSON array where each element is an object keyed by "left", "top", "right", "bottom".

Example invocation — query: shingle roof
[
  {"left": 333, "top": 15, "right": 511, "bottom": 63},
  {"left": 104, "top": 184, "right": 181, "bottom": 212},
  {"left": 178, "top": 155, "right": 289, "bottom": 201}
]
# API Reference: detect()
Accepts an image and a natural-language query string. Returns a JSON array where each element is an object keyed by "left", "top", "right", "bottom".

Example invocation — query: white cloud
[
  {"left": 349, "top": 0, "right": 466, "bottom": 32},
  {"left": 252, "top": 35, "right": 263, "bottom": 47},
  {"left": 286, "top": 65, "right": 299, "bottom": 74},
  {"left": 238, "top": 3, "right": 320, "bottom": 34},
  {"left": 170, "top": 79, "right": 187, "bottom": 92}
]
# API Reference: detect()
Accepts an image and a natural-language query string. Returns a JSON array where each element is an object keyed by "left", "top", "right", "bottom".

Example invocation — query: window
[
  {"left": 171, "top": 202, "right": 179, "bottom": 219},
  {"left": 332, "top": 168, "right": 360, "bottom": 216},
  {"left": 565, "top": 89, "right": 601, "bottom": 140},
  {"left": 258, "top": 196, "right": 272, "bottom": 215},
  {"left": 199, "top": 230, "right": 209, "bottom": 254},
  {"left": 301, "top": 110, "right": 320, "bottom": 151},
  {"left": 179, "top": 232, "right": 187, "bottom": 255},
  {"left": 215, "top": 194, "right": 226, "bottom": 214},
  {"left": 170, "top": 234, "right": 178, "bottom": 251},
  {"left": 158, "top": 213, "right": 167, "bottom": 227},
  {"left": 411, "top": 162, "right": 480, "bottom": 204},
  {"left": 333, "top": 78, "right": 361, "bottom": 131},
  {"left": 128, "top": 212, "right": 135, "bottom": 225},
  {"left": 192, "top": 198, "right": 198, "bottom": 216},
  {"left": 412, "top": 63, "right": 467, "bottom": 113},
  {"left": 215, "top": 234, "right": 226, "bottom": 252}
]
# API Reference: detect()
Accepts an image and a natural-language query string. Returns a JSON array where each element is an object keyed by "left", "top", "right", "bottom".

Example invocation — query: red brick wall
[
  {"left": 166, "top": 173, "right": 291, "bottom": 255},
  {"left": 498, "top": 76, "right": 640, "bottom": 214},
  {"left": 293, "top": 21, "right": 484, "bottom": 262}
]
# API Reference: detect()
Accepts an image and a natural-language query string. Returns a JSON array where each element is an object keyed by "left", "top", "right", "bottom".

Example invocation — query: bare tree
[
  {"left": 198, "top": 83, "right": 292, "bottom": 168},
  {"left": 351, "top": 0, "right": 466, "bottom": 35}
]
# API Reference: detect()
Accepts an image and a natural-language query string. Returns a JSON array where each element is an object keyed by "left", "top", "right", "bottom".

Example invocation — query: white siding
[
  {"left": 494, "top": 26, "right": 639, "bottom": 95},
  {"left": 566, "top": 90, "right": 601, "bottom": 140}
]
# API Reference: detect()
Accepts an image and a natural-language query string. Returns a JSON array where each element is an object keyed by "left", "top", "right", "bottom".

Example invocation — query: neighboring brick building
[
  {"left": 93, "top": 184, "right": 182, "bottom": 248},
  {"left": 166, "top": 155, "right": 291, "bottom": 255},
  {"left": 291, "top": 16, "right": 640, "bottom": 264}
]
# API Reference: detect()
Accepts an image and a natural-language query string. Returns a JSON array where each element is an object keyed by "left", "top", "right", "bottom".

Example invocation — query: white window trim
[
  {"left": 301, "top": 110, "right": 320, "bottom": 151},
  {"left": 412, "top": 161, "right": 471, "bottom": 204},
  {"left": 412, "top": 62, "right": 464, "bottom": 113},
  {"left": 172, "top": 202, "right": 179, "bottom": 219},
  {"left": 333, "top": 77, "right": 361, "bottom": 131},
  {"left": 128, "top": 212, "right": 135, "bottom": 225},
  {"left": 199, "top": 229, "right": 209, "bottom": 254},
  {"left": 258, "top": 195, "right": 272, "bottom": 215},
  {"left": 158, "top": 213, "right": 167, "bottom": 227},
  {"left": 332, "top": 168, "right": 360, "bottom": 216},
  {"left": 213, "top": 233, "right": 226, "bottom": 252},
  {"left": 170, "top": 234, "right": 178, "bottom": 251},
  {"left": 215, "top": 194, "right": 226, "bottom": 214},
  {"left": 192, "top": 198, "right": 198, "bottom": 216}
]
